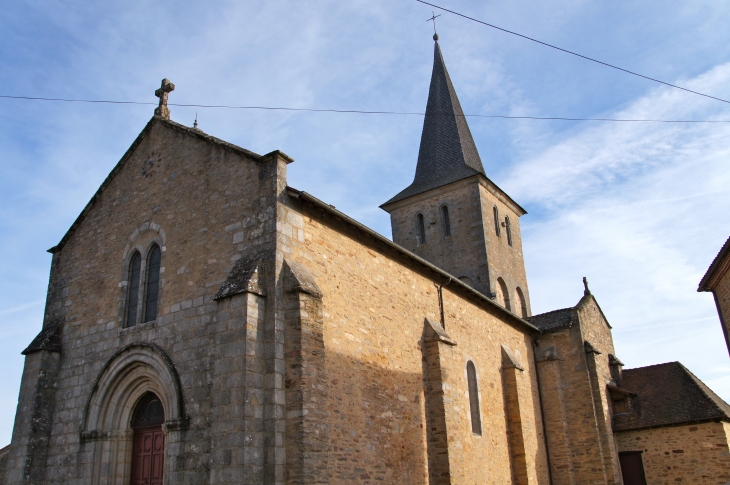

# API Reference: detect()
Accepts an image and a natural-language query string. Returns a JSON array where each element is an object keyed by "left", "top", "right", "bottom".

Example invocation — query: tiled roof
[
  {"left": 526, "top": 307, "right": 576, "bottom": 331},
  {"left": 698, "top": 235, "right": 730, "bottom": 291},
  {"left": 382, "top": 40, "right": 486, "bottom": 207},
  {"left": 613, "top": 362, "right": 730, "bottom": 431}
]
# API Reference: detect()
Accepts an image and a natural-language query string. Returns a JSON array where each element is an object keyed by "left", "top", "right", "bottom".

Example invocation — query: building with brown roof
[{"left": 612, "top": 362, "right": 730, "bottom": 484}]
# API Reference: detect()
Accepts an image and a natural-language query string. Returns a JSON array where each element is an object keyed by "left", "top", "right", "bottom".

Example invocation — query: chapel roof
[
  {"left": 612, "top": 361, "right": 730, "bottom": 432},
  {"left": 526, "top": 307, "right": 576, "bottom": 331},
  {"left": 698, "top": 235, "right": 730, "bottom": 292},
  {"left": 382, "top": 39, "right": 486, "bottom": 207}
]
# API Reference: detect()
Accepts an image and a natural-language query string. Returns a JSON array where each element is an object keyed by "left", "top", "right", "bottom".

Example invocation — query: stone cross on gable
[{"left": 154, "top": 78, "right": 175, "bottom": 119}]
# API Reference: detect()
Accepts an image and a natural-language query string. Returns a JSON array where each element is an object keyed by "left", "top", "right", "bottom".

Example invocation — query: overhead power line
[
  {"left": 1, "top": 95, "right": 729, "bottom": 123},
  {"left": 416, "top": 0, "right": 730, "bottom": 106}
]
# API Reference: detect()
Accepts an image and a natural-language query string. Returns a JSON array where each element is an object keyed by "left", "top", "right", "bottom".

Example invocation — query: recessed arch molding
[{"left": 80, "top": 343, "right": 187, "bottom": 442}]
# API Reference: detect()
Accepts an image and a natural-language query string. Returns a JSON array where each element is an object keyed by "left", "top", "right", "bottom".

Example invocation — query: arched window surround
[
  {"left": 416, "top": 212, "right": 427, "bottom": 245},
  {"left": 439, "top": 204, "right": 452, "bottom": 238},
  {"left": 515, "top": 287, "right": 528, "bottom": 318},
  {"left": 497, "top": 277, "right": 511, "bottom": 312},
  {"left": 465, "top": 359, "right": 482, "bottom": 435}
]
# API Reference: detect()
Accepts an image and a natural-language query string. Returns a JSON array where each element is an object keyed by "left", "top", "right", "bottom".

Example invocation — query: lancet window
[
  {"left": 467, "top": 361, "right": 482, "bottom": 435},
  {"left": 126, "top": 252, "right": 142, "bottom": 328},
  {"left": 441, "top": 205, "right": 451, "bottom": 238},
  {"left": 417, "top": 213, "right": 426, "bottom": 245},
  {"left": 493, "top": 206, "right": 500, "bottom": 237},
  {"left": 505, "top": 216, "right": 513, "bottom": 247},
  {"left": 144, "top": 245, "right": 161, "bottom": 323}
]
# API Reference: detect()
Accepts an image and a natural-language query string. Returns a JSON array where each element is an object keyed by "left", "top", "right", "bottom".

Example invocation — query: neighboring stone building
[
  {"left": 4, "top": 37, "right": 729, "bottom": 485},
  {"left": 698, "top": 236, "right": 730, "bottom": 357},
  {"left": 613, "top": 362, "right": 730, "bottom": 485}
]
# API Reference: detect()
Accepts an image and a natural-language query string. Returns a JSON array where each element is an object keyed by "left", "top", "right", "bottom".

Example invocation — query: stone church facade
[{"left": 4, "top": 38, "right": 730, "bottom": 485}]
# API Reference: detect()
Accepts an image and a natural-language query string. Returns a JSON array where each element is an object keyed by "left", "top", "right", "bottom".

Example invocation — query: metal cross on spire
[
  {"left": 154, "top": 78, "right": 175, "bottom": 119},
  {"left": 427, "top": 11, "right": 441, "bottom": 40}
]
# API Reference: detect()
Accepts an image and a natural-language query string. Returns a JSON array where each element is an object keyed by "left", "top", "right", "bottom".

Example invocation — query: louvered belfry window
[
  {"left": 144, "top": 245, "right": 161, "bottom": 323},
  {"left": 126, "top": 252, "right": 142, "bottom": 328},
  {"left": 467, "top": 361, "right": 482, "bottom": 435}
]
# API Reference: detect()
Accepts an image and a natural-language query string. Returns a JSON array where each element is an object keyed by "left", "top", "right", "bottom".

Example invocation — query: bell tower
[{"left": 381, "top": 35, "right": 531, "bottom": 317}]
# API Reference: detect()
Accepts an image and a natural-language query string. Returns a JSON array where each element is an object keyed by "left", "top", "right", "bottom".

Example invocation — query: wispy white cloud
[{"left": 502, "top": 63, "right": 730, "bottom": 398}]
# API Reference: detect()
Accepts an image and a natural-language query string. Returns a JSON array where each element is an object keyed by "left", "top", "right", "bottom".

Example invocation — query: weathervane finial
[{"left": 427, "top": 11, "right": 441, "bottom": 41}]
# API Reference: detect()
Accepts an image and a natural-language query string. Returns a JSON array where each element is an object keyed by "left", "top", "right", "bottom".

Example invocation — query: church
[{"left": 3, "top": 35, "right": 730, "bottom": 485}]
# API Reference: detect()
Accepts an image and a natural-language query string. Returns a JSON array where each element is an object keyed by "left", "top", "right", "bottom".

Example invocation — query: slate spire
[{"left": 383, "top": 38, "right": 486, "bottom": 206}]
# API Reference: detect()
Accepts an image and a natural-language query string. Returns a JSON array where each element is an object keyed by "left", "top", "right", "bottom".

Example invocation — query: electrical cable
[
  {"left": 416, "top": 0, "right": 730, "bottom": 105},
  {"left": 1, "top": 95, "right": 729, "bottom": 123}
]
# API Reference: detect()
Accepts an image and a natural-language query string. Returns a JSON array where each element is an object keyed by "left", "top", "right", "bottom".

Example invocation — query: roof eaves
[
  {"left": 680, "top": 363, "right": 730, "bottom": 420},
  {"left": 288, "top": 187, "right": 540, "bottom": 334},
  {"left": 698, "top": 236, "right": 730, "bottom": 292}
]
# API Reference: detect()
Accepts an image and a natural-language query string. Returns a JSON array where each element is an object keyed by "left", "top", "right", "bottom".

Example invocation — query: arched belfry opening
[{"left": 131, "top": 392, "right": 165, "bottom": 485}]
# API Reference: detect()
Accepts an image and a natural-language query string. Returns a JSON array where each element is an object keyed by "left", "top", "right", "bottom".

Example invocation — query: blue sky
[{"left": 1, "top": 0, "right": 730, "bottom": 445}]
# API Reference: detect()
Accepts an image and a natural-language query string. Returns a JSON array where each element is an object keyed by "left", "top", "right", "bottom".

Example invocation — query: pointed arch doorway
[{"left": 130, "top": 392, "right": 165, "bottom": 485}]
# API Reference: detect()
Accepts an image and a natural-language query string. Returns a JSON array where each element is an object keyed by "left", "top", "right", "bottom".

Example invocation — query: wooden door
[
  {"left": 131, "top": 427, "right": 164, "bottom": 485},
  {"left": 619, "top": 451, "right": 647, "bottom": 485}
]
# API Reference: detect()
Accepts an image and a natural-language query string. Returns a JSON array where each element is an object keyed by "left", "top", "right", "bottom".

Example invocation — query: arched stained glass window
[
  {"left": 126, "top": 252, "right": 142, "bottom": 328},
  {"left": 505, "top": 216, "right": 513, "bottom": 247},
  {"left": 417, "top": 213, "right": 426, "bottom": 245},
  {"left": 467, "top": 361, "right": 482, "bottom": 435},
  {"left": 493, "top": 206, "right": 500, "bottom": 237},
  {"left": 441, "top": 205, "right": 451, "bottom": 238},
  {"left": 144, "top": 245, "right": 161, "bottom": 323}
]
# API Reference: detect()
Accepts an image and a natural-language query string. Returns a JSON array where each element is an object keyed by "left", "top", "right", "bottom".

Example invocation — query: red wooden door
[{"left": 131, "top": 427, "right": 164, "bottom": 485}]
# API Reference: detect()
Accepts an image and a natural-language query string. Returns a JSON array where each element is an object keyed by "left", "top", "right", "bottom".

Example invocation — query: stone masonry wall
[
  {"left": 616, "top": 421, "right": 730, "bottom": 484},
  {"left": 477, "top": 183, "right": 530, "bottom": 317},
  {"left": 6, "top": 119, "right": 284, "bottom": 484},
  {"left": 388, "top": 178, "right": 490, "bottom": 296},
  {"left": 281, "top": 196, "right": 550, "bottom": 484},
  {"left": 387, "top": 177, "right": 530, "bottom": 318},
  {"left": 535, "top": 296, "right": 622, "bottom": 485}
]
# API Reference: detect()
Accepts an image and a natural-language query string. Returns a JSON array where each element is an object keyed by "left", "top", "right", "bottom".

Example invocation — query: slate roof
[
  {"left": 382, "top": 40, "right": 486, "bottom": 207},
  {"left": 526, "top": 307, "right": 576, "bottom": 331},
  {"left": 613, "top": 362, "right": 730, "bottom": 431},
  {"left": 698, "top": 235, "right": 730, "bottom": 291},
  {"left": 23, "top": 318, "right": 63, "bottom": 355}
]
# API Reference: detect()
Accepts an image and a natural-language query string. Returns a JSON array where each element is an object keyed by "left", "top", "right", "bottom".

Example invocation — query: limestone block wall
[
  {"left": 6, "top": 119, "right": 285, "bottom": 484},
  {"left": 535, "top": 296, "right": 622, "bottom": 485},
  {"left": 282, "top": 196, "right": 550, "bottom": 484},
  {"left": 616, "top": 421, "right": 730, "bottom": 484},
  {"left": 387, "top": 178, "right": 491, "bottom": 295},
  {"left": 476, "top": 183, "right": 530, "bottom": 317}
]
